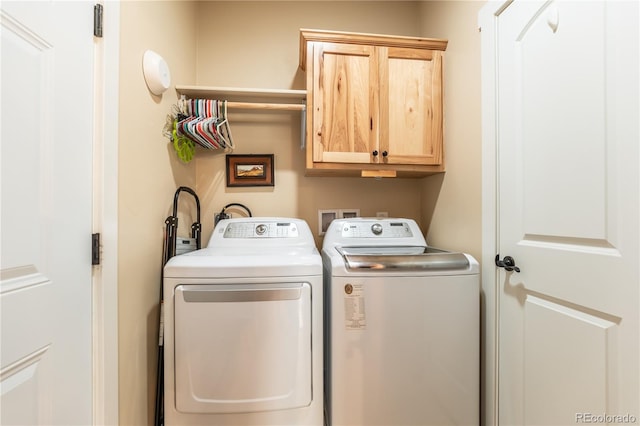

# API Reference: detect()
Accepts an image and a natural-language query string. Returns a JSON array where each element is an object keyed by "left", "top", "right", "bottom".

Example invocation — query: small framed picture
[
  {"left": 318, "top": 209, "right": 338, "bottom": 236},
  {"left": 340, "top": 209, "right": 360, "bottom": 219},
  {"left": 226, "top": 154, "right": 274, "bottom": 187}
]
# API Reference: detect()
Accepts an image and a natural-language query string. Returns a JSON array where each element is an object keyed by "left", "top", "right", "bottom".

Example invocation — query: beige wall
[
  {"left": 117, "top": 1, "right": 485, "bottom": 424},
  {"left": 418, "top": 1, "right": 485, "bottom": 263},
  {"left": 195, "top": 1, "right": 426, "bottom": 89},
  {"left": 194, "top": 1, "right": 427, "bottom": 247},
  {"left": 118, "top": 2, "right": 197, "bottom": 425}
]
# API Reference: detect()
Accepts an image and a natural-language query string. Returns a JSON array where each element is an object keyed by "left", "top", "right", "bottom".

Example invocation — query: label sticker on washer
[{"left": 344, "top": 283, "right": 366, "bottom": 330}]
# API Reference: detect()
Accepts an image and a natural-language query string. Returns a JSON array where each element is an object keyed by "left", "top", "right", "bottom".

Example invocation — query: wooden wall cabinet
[{"left": 299, "top": 29, "right": 448, "bottom": 177}]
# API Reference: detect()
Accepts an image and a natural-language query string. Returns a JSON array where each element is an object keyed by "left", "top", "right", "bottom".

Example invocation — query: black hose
[{"left": 219, "top": 202, "right": 253, "bottom": 217}]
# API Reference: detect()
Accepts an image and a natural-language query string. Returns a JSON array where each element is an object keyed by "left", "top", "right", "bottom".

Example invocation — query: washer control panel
[
  {"left": 223, "top": 221, "right": 299, "bottom": 238},
  {"left": 340, "top": 221, "right": 413, "bottom": 238}
]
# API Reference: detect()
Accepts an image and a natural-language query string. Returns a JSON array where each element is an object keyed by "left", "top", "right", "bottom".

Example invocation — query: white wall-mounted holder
[{"left": 142, "top": 50, "right": 171, "bottom": 95}]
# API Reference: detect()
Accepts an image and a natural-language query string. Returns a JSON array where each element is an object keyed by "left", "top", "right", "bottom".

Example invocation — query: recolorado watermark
[{"left": 576, "top": 413, "right": 638, "bottom": 424}]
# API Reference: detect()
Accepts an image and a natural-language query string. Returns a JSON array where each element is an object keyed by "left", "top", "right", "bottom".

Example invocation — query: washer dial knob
[
  {"left": 371, "top": 223, "right": 383, "bottom": 235},
  {"left": 255, "top": 224, "right": 267, "bottom": 235}
]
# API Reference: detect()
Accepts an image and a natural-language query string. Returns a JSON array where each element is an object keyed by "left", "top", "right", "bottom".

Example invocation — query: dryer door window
[{"left": 174, "top": 282, "right": 312, "bottom": 414}]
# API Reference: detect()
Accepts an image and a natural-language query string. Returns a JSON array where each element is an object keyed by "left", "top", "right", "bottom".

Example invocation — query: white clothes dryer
[
  {"left": 322, "top": 218, "right": 479, "bottom": 426},
  {"left": 163, "top": 218, "right": 323, "bottom": 426}
]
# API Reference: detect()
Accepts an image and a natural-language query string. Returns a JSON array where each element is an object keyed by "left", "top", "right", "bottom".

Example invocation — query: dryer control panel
[
  {"left": 208, "top": 218, "right": 315, "bottom": 248},
  {"left": 223, "top": 221, "right": 299, "bottom": 238}
]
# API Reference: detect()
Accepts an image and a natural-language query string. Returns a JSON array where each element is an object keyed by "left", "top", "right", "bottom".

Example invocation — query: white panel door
[
  {"left": 495, "top": 1, "right": 639, "bottom": 425},
  {"left": 1, "top": 1, "right": 94, "bottom": 424}
]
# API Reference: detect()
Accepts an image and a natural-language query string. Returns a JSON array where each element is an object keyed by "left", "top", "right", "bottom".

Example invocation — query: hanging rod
[
  {"left": 175, "top": 85, "right": 308, "bottom": 148},
  {"left": 176, "top": 85, "right": 305, "bottom": 111},
  {"left": 227, "top": 101, "right": 305, "bottom": 111}
]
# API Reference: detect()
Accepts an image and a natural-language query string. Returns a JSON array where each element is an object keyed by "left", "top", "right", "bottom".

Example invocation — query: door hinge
[
  {"left": 94, "top": 4, "right": 103, "bottom": 38},
  {"left": 92, "top": 233, "right": 101, "bottom": 265}
]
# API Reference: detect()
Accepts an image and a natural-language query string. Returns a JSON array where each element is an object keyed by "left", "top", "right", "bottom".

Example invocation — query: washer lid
[{"left": 336, "top": 246, "right": 470, "bottom": 271}]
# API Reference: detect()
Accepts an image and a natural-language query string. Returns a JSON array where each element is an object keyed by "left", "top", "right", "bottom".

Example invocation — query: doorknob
[{"left": 495, "top": 254, "right": 521, "bottom": 273}]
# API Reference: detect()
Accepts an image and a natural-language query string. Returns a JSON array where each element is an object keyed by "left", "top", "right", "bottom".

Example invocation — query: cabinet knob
[
  {"left": 372, "top": 150, "right": 378, "bottom": 157},
  {"left": 382, "top": 151, "right": 388, "bottom": 157}
]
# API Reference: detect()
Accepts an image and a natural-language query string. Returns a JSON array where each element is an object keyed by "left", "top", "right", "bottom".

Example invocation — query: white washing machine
[
  {"left": 322, "top": 218, "right": 479, "bottom": 426},
  {"left": 163, "top": 217, "right": 324, "bottom": 426}
]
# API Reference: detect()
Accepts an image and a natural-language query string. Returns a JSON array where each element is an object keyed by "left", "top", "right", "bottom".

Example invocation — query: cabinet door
[
  {"left": 380, "top": 47, "right": 443, "bottom": 165},
  {"left": 312, "top": 42, "right": 377, "bottom": 164}
]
